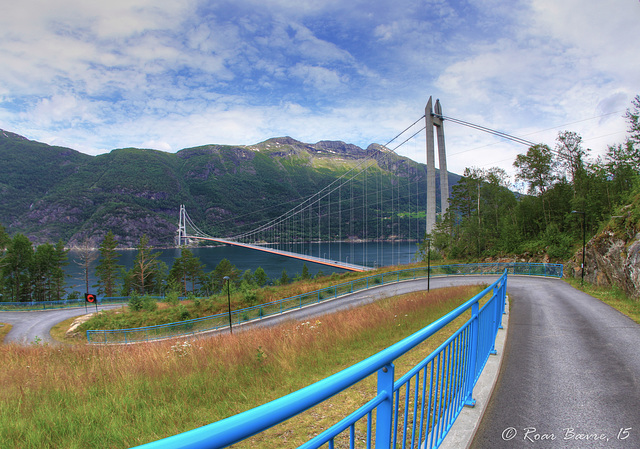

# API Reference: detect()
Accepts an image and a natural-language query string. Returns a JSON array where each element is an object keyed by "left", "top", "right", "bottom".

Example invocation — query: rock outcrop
[{"left": 567, "top": 200, "right": 640, "bottom": 298}]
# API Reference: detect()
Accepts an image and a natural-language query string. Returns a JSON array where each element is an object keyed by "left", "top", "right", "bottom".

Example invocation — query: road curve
[
  {"left": 0, "top": 304, "right": 123, "bottom": 344},
  {"left": 470, "top": 276, "right": 640, "bottom": 449},
  {"left": 0, "top": 276, "right": 489, "bottom": 345}
]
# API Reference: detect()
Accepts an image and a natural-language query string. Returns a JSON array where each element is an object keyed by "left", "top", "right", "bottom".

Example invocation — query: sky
[{"left": 1, "top": 0, "right": 639, "bottom": 183}]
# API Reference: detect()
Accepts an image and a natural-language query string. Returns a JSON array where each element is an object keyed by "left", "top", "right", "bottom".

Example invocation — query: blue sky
[{"left": 1, "top": 0, "right": 638, "bottom": 180}]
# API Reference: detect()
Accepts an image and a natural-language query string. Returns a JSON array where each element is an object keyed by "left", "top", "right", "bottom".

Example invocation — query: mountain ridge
[{"left": 0, "top": 129, "right": 458, "bottom": 247}]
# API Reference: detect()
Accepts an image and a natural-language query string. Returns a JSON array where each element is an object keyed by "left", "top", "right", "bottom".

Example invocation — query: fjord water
[{"left": 65, "top": 242, "right": 420, "bottom": 294}]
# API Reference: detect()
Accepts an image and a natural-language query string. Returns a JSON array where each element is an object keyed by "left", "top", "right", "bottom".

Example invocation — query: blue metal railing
[
  {"left": 86, "top": 262, "right": 561, "bottom": 344},
  {"left": 133, "top": 270, "right": 509, "bottom": 449}
]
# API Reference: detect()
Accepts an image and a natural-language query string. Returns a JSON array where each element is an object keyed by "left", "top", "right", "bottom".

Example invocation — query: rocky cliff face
[{"left": 568, "top": 198, "right": 640, "bottom": 299}]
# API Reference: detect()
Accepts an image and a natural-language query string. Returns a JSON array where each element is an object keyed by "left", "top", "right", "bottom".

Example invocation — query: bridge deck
[{"left": 186, "top": 236, "right": 373, "bottom": 272}]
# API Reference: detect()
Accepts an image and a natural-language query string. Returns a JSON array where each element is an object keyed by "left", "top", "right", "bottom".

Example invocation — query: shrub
[
  {"left": 177, "top": 305, "right": 191, "bottom": 321},
  {"left": 141, "top": 295, "right": 157, "bottom": 312},
  {"left": 243, "top": 288, "right": 258, "bottom": 305},
  {"left": 128, "top": 292, "right": 143, "bottom": 311},
  {"left": 165, "top": 291, "right": 180, "bottom": 306}
]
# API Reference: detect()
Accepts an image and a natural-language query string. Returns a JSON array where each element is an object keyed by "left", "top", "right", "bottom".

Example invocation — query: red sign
[{"left": 85, "top": 293, "right": 97, "bottom": 303}]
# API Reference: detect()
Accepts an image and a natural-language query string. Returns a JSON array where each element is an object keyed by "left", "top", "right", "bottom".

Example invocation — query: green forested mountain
[{"left": 0, "top": 131, "right": 459, "bottom": 247}]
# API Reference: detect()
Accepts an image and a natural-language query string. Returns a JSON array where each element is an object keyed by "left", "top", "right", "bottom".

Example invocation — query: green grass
[
  {"left": 565, "top": 277, "right": 640, "bottom": 324},
  {"left": 0, "top": 284, "right": 486, "bottom": 448}
]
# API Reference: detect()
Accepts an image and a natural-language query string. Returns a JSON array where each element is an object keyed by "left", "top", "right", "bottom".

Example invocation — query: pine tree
[{"left": 95, "top": 231, "right": 122, "bottom": 297}]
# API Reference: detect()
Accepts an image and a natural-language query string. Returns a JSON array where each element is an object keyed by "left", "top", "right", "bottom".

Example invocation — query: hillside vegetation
[{"left": 0, "top": 132, "right": 457, "bottom": 247}]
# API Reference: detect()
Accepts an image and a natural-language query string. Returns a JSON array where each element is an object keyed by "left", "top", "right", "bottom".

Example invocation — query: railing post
[
  {"left": 375, "top": 363, "right": 395, "bottom": 448},
  {"left": 464, "top": 302, "right": 479, "bottom": 407}
]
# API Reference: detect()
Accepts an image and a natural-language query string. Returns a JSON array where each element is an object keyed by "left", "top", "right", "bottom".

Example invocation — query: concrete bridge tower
[{"left": 425, "top": 96, "right": 449, "bottom": 234}]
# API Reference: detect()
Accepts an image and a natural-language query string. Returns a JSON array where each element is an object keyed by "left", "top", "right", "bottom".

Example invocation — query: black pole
[
  {"left": 427, "top": 239, "right": 431, "bottom": 292},
  {"left": 571, "top": 211, "right": 586, "bottom": 286},
  {"left": 224, "top": 276, "right": 232, "bottom": 334},
  {"left": 581, "top": 213, "right": 586, "bottom": 286}
]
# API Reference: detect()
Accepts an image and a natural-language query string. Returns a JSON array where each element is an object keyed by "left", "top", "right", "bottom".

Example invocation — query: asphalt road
[
  {"left": 0, "top": 304, "right": 123, "bottom": 344},
  {"left": 470, "top": 277, "right": 640, "bottom": 449}
]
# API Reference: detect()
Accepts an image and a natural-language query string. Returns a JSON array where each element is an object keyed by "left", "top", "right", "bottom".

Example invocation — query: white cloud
[{"left": 0, "top": 0, "right": 638, "bottom": 187}]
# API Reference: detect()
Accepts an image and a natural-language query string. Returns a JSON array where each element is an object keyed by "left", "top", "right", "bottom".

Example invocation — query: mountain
[{"left": 0, "top": 130, "right": 460, "bottom": 247}]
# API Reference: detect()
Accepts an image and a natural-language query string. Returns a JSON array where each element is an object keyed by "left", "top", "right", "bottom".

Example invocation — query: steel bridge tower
[
  {"left": 425, "top": 96, "right": 449, "bottom": 234},
  {"left": 177, "top": 204, "right": 189, "bottom": 246}
]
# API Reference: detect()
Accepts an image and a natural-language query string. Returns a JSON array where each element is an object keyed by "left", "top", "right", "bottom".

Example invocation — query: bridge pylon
[
  {"left": 177, "top": 204, "right": 189, "bottom": 246},
  {"left": 425, "top": 96, "right": 450, "bottom": 234}
]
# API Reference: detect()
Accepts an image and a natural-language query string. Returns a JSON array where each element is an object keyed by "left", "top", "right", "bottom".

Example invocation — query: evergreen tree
[
  {"left": 210, "top": 258, "right": 238, "bottom": 292},
  {"left": 280, "top": 268, "right": 289, "bottom": 285},
  {"left": 169, "top": 248, "right": 204, "bottom": 294},
  {"left": 2, "top": 234, "right": 33, "bottom": 301},
  {"left": 51, "top": 240, "right": 69, "bottom": 301},
  {"left": 95, "top": 231, "right": 122, "bottom": 297},
  {"left": 32, "top": 243, "right": 56, "bottom": 301},
  {"left": 253, "top": 266, "right": 268, "bottom": 286}
]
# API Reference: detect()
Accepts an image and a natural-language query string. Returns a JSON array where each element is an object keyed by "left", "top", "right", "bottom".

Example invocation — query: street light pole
[
  {"left": 425, "top": 238, "right": 431, "bottom": 292},
  {"left": 223, "top": 276, "right": 232, "bottom": 334},
  {"left": 571, "top": 211, "right": 586, "bottom": 286}
]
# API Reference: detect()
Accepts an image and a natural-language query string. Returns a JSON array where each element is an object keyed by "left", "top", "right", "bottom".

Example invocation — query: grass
[
  {"left": 0, "top": 283, "right": 486, "bottom": 448},
  {"left": 565, "top": 277, "right": 640, "bottom": 324},
  {"left": 0, "top": 323, "right": 11, "bottom": 344},
  {"left": 68, "top": 263, "right": 452, "bottom": 340}
]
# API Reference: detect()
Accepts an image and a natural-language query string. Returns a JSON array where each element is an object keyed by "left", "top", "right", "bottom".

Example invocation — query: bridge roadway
[
  {"left": 2, "top": 276, "right": 640, "bottom": 448},
  {"left": 185, "top": 236, "right": 373, "bottom": 272}
]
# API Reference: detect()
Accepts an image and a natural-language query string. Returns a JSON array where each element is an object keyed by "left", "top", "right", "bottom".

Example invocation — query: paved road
[
  {"left": 0, "top": 304, "right": 123, "bottom": 344},
  {"left": 470, "top": 277, "right": 640, "bottom": 449}
]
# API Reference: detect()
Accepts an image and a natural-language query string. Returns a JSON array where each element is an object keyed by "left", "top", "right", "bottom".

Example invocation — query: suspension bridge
[{"left": 175, "top": 97, "right": 535, "bottom": 272}]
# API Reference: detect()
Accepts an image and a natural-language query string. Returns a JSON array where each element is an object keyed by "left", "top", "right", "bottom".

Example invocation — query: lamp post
[
  {"left": 427, "top": 239, "right": 431, "bottom": 292},
  {"left": 223, "top": 276, "right": 232, "bottom": 334},
  {"left": 571, "top": 211, "right": 586, "bottom": 286}
]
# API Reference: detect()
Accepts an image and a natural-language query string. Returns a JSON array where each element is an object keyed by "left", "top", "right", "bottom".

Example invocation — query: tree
[
  {"left": 253, "top": 266, "right": 269, "bottom": 286},
  {"left": 51, "top": 240, "right": 69, "bottom": 301},
  {"left": 32, "top": 243, "right": 57, "bottom": 301},
  {"left": 169, "top": 248, "right": 204, "bottom": 294},
  {"left": 514, "top": 144, "right": 556, "bottom": 195},
  {"left": 555, "top": 131, "right": 588, "bottom": 184},
  {"left": 0, "top": 224, "right": 9, "bottom": 252},
  {"left": 72, "top": 238, "right": 98, "bottom": 295},
  {"left": 279, "top": 269, "right": 290, "bottom": 285},
  {"left": 95, "top": 231, "right": 122, "bottom": 297},
  {"left": 301, "top": 263, "right": 311, "bottom": 280},
  {"left": 129, "top": 234, "right": 162, "bottom": 295},
  {"left": 2, "top": 234, "right": 33, "bottom": 301},
  {"left": 210, "top": 258, "right": 238, "bottom": 292},
  {"left": 625, "top": 94, "right": 640, "bottom": 147}
]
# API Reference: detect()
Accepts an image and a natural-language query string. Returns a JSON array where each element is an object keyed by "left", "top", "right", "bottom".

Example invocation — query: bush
[
  {"left": 128, "top": 292, "right": 143, "bottom": 311},
  {"left": 165, "top": 291, "right": 180, "bottom": 306},
  {"left": 141, "top": 295, "right": 157, "bottom": 312},
  {"left": 177, "top": 305, "right": 191, "bottom": 321},
  {"left": 243, "top": 288, "right": 259, "bottom": 305}
]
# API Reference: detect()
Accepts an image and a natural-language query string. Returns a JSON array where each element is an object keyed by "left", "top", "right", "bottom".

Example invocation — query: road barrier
[
  {"left": 134, "top": 270, "right": 509, "bottom": 448},
  {"left": 85, "top": 262, "right": 561, "bottom": 344}
]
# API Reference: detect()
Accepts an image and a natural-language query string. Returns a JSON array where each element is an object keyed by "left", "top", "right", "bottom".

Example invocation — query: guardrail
[
  {"left": 85, "top": 262, "right": 561, "bottom": 344},
  {"left": 134, "top": 270, "right": 508, "bottom": 449}
]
